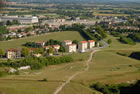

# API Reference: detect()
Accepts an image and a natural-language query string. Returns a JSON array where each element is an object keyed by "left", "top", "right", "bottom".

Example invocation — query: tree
[
  {"left": 0, "top": 26, "right": 8, "bottom": 34},
  {"left": 96, "top": 25, "right": 107, "bottom": 38},
  {"left": 34, "top": 48, "right": 45, "bottom": 54},
  {"left": 0, "top": 33, "right": 4, "bottom": 41},
  {"left": 26, "top": 27, "right": 33, "bottom": 32},
  {"left": 17, "top": 29, "right": 22, "bottom": 33},
  {"left": 21, "top": 47, "right": 30, "bottom": 57},
  {"left": 72, "top": 40, "right": 79, "bottom": 45},
  {"left": 48, "top": 47, "right": 54, "bottom": 55},
  {"left": 107, "top": 39, "right": 112, "bottom": 44},
  {"left": 119, "top": 36, "right": 136, "bottom": 45},
  {"left": 59, "top": 46, "right": 66, "bottom": 55},
  {"left": 12, "top": 20, "right": 20, "bottom": 25},
  {"left": 6, "top": 20, "right": 12, "bottom": 26},
  {"left": 0, "top": 49, "right": 5, "bottom": 58}
]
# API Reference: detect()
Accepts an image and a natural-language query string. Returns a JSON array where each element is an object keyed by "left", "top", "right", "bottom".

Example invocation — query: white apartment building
[
  {"left": 88, "top": 40, "right": 95, "bottom": 49},
  {"left": 6, "top": 49, "right": 21, "bottom": 59},
  {"left": 78, "top": 41, "right": 88, "bottom": 52},
  {"left": 66, "top": 44, "right": 77, "bottom": 53}
]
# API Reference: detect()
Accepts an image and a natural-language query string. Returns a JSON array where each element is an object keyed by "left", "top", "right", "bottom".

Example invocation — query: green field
[
  {"left": 0, "top": 34, "right": 140, "bottom": 94},
  {"left": 104, "top": 35, "right": 140, "bottom": 51},
  {"left": 0, "top": 31, "right": 85, "bottom": 50}
]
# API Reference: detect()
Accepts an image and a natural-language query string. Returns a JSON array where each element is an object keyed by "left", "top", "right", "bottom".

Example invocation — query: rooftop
[
  {"left": 88, "top": 40, "right": 95, "bottom": 42},
  {"left": 80, "top": 41, "right": 88, "bottom": 43},
  {"left": 64, "top": 40, "right": 72, "bottom": 43},
  {"left": 7, "top": 49, "right": 18, "bottom": 51},
  {"left": 68, "top": 44, "right": 76, "bottom": 46},
  {"left": 53, "top": 45, "right": 60, "bottom": 47}
]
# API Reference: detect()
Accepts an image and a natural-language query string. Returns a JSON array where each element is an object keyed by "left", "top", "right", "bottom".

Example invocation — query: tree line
[
  {"left": 60, "top": 23, "right": 107, "bottom": 42},
  {"left": 90, "top": 80, "right": 140, "bottom": 94},
  {"left": 0, "top": 55, "right": 73, "bottom": 70}
]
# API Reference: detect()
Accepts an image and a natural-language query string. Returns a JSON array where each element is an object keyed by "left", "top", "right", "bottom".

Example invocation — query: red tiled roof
[
  {"left": 88, "top": 40, "right": 95, "bottom": 42},
  {"left": 44, "top": 46, "right": 51, "bottom": 48},
  {"left": 29, "top": 48, "right": 36, "bottom": 51},
  {"left": 53, "top": 45, "right": 60, "bottom": 47},
  {"left": 7, "top": 49, "right": 18, "bottom": 51},
  {"left": 64, "top": 40, "right": 72, "bottom": 43},
  {"left": 80, "top": 41, "right": 87, "bottom": 43},
  {"left": 69, "top": 44, "right": 76, "bottom": 46}
]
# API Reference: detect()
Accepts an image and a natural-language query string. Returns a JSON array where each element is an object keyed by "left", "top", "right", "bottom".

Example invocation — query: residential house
[
  {"left": 44, "top": 46, "right": 51, "bottom": 50},
  {"left": 62, "top": 40, "right": 72, "bottom": 46},
  {"left": 78, "top": 41, "right": 88, "bottom": 52},
  {"left": 33, "top": 54, "right": 42, "bottom": 57},
  {"left": 8, "top": 25, "right": 31, "bottom": 32},
  {"left": 20, "top": 32, "right": 27, "bottom": 37},
  {"left": 6, "top": 49, "right": 21, "bottom": 59},
  {"left": 66, "top": 44, "right": 77, "bottom": 53},
  {"left": 52, "top": 45, "right": 60, "bottom": 51},
  {"left": 88, "top": 40, "right": 95, "bottom": 49}
]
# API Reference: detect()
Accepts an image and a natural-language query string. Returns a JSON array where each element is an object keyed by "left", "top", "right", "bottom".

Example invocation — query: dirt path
[{"left": 53, "top": 48, "right": 100, "bottom": 94}]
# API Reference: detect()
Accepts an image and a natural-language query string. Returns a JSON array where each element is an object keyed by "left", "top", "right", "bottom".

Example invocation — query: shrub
[
  {"left": 90, "top": 80, "right": 140, "bottom": 94},
  {"left": 107, "top": 39, "right": 112, "bottom": 44},
  {"left": 41, "top": 78, "right": 48, "bottom": 82},
  {"left": 119, "top": 36, "right": 136, "bottom": 45}
]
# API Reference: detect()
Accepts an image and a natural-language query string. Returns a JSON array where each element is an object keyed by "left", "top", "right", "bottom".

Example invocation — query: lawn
[
  {"left": 0, "top": 31, "right": 85, "bottom": 50},
  {"left": 104, "top": 35, "right": 140, "bottom": 51},
  {"left": 73, "top": 51, "right": 140, "bottom": 86},
  {"left": 0, "top": 80, "right": 61, "bottom": 94}
]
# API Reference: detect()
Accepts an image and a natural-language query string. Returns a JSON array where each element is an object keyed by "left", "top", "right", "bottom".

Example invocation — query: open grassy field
[
  {"left": 93, "top": 13, "right": 130, "bottom": 16},
  {"left": 0, "top": 31, "right": 85, "bottom": 50},
  {"left": 73, "top": 51, "right": 140, "bottom": 85},
  {"left": 104, "top": 35, "right": 140, "bottom": 51},
  {"left": 0, "top": 34, "right": 140, "bottom": 94}
]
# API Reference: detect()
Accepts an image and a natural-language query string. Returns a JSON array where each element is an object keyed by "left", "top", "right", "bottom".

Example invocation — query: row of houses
[
  {"left": 4, "top": 31, "right": 36, "bottom": 39},
  {"left": 6, "top": 40, "right": 95, "bottom": 59},
  {"left": 6, "top": 44, "right": 61, "bottom": 59},
  {"left": 62, "top": 40, "right": 95, "bottom": 53}
]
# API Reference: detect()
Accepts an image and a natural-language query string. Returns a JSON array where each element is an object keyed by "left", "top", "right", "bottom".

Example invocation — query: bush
[
  {"left": 107, "top": 39, "right": 112, "bottom": 44},
  {"left": 119, "top": 36, "right": 136, "bottom": 45},
  {"left": 41, "top": 78, "right": 48, "bottom": 82},
  {"left": 90, "top": 80, "right": 140, "bottom": 94},
  {"left": 127, "top": 33, "right": 140, "bottom": 42},
  {"left": 111, "top": 32, "right": 121, "bottom": 37},
  {"left": 0, "top": 56, "right": 74, "bottom": 70}
]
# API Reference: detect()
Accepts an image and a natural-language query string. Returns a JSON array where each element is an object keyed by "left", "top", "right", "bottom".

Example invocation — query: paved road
[{"left": 53, "top": 48, "right": 100, "bottom": 94}]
